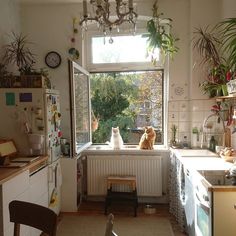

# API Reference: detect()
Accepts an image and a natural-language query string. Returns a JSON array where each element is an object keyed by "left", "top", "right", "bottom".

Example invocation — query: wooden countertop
[{"left": 0, "top": 156, "right": 48, "bottom": 185}]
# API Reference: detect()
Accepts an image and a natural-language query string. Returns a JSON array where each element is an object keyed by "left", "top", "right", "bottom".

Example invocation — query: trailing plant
[
  {"left": 142, "top": 1, "right": 179, "bottom": 65},
  {"left": 2, "top": 32, "right": 36, "bottom": 74}
]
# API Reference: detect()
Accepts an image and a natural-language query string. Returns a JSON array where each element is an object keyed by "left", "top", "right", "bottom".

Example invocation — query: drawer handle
[{"left": 234, "top": 204, "right": 236, "bottom": 209}]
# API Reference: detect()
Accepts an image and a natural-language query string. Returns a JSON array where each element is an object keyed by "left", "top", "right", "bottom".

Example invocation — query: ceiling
[
  {"left": 18, "top": 0, "right": 83, "bottom": 3},
  {"left": 18, "top": 0, "right": 146, "bottom": 4}
]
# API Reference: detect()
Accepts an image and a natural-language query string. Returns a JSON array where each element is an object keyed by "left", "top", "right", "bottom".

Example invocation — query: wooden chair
[
  {"left": 105, "top": 213, "right": 118, "bottom": 236},
  {"left": 9, "top": 200, "right": 57, "bottom": 236}
]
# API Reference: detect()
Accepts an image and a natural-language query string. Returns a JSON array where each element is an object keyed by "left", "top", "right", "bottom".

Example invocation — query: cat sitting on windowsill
[
  {"left": 139, "top": 126, "right": 156, "bottom": 150},
  {"left": 106, "top": 127, "right": 124, "bottom": 150}
]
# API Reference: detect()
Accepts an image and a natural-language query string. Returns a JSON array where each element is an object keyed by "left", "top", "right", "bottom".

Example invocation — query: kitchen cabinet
[
  {"left": 0, "top": 170, "right": 30, "bottom": 236},
  {"left": 60, "top": 156, "right": 83, "bottom": 212},
  {"left": 0, "top": 165, "right": 49, "bottom": 236},
  {"left": 213, "top": 191, "right": 236, "bottom": 236},
  {"left": 29, "top": 166, "right": 48, "bottom": 236}
]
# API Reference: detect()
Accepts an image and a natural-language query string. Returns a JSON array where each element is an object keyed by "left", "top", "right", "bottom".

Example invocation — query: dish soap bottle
[{"left": 209, "top": 136, "right": 217, "bottom": 152}]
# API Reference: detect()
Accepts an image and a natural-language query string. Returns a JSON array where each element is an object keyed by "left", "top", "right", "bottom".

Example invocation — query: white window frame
[{"left": 84, "top": 28, "right": 169, "bottom": 148}]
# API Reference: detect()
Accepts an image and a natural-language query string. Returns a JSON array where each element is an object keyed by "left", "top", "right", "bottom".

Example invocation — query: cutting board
[{"left": 225, "top": 128, "right": 231, "bottom": 147}]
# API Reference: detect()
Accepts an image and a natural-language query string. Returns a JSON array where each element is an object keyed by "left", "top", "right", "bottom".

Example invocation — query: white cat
[{"left": 109, "top": 127, "right": 123, "bottom": 149}]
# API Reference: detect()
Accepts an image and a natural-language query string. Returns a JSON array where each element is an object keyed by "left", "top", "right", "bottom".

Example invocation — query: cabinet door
[
  {"left": 29, "top": 166, "right": 49, "bottom": 236},
  {"left": 1, "top": 170, "right": 30, "bottom": 236},
  {"left": 29, "top": 166, "right": 48, "bottom": 206},
  {"left": 213, "top": 191, "right": 236, "bottom": 236}
]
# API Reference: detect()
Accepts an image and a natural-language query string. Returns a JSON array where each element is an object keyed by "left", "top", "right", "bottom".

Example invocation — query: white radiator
[{"left": 87, "top": 155, "right": 162, "bottom": 197}]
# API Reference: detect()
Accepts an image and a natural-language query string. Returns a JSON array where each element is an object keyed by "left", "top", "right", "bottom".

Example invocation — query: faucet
[{"left": 200, "top": 111, "right": 225, "bottom": 149}]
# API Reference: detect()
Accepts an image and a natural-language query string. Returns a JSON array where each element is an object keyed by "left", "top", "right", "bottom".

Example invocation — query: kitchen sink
[{"left": 177, "top": 149, "right": 218, "bottom": 157}]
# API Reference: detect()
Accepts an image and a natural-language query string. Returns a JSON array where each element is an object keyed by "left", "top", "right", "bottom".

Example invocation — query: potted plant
[
  {"left": 142, "top": 1, "right": 179, "bottom": 65},
  {"left": 1, "top": 32, "right": 51, "bottom": 88},
  {"left": 193, "top": 18, "right": 236, "bottom": 97}
]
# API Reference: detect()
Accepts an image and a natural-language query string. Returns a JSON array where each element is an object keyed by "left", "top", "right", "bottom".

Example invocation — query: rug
[{"left": 57, "top": 214, "right": 175, "bottom": 236}]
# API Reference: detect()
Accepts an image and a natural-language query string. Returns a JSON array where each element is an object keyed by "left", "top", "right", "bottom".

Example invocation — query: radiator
[{"left": 87, "top": 155, "right": 162, "bottom": 197}]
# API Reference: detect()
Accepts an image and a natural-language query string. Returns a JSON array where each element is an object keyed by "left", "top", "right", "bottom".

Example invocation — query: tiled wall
[{"left": 168, "top": 99, "right": 230, "bottom": 148}]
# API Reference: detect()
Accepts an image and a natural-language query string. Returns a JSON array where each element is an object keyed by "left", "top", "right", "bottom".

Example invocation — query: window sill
[{"left": 82, "top": 144, "right": 169, "bottom": 155}]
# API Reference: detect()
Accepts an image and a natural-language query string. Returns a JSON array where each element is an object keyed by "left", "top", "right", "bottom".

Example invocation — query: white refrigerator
[{"left": 0, "top": 88, "right": 62, "bottom": 214}]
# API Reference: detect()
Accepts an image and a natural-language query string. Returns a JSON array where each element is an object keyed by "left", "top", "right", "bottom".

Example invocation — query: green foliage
[
  {"left": 142, "top": 1, "right": 179, "bottom": 64},
  {"left": 193, "top": 18, "right": 236, "bottom": 97},
  {"left": 217, "top": 18, "right": 236, "bottom": 71},
  {"left": 91, "top": 73, "right": 135, "bottom": 120},
  {"left": 2, "top": 32, "right": 36, "bottom": 73},
  {"left": 92, "top": 115, "right": 135, "bottom": 143}
]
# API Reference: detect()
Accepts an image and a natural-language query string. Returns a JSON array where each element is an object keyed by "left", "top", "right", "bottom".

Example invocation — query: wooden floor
[{"left": 61, "top": 201, "right": 187, "bottom": 236}]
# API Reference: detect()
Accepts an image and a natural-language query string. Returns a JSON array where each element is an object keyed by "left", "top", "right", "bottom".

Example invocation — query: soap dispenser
[{"left": 209, "top": 136, "right": 217, "bottom": 152}]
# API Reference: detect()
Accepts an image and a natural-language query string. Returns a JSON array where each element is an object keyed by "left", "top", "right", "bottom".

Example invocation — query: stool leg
[
  {"left": 104, "top": 188, "right": 111, "bottom": 215},
  {"left": 134, "top": 189, "right": 138, "bottom": 217}
]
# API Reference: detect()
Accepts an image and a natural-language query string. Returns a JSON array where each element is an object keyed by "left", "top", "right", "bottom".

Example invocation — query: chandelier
[{"left": 80, "top": 0, "right": 138, "bottom": 36}]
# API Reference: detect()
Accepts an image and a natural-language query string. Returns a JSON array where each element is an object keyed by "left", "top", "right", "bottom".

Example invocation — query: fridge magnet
[
  {"left": 19, "top": 93, "right": 32, "bottom": 102},
  {"left": 5, "top": 93, "right": 15, "bottom": 106}
]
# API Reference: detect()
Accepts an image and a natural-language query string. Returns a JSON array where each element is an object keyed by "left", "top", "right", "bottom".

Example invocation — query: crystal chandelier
[{"left": 80, "top": 0, "right": 138, "bottom": 36}]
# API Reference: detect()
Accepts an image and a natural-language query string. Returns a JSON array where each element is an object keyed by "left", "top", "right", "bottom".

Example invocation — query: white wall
[
  {"left": 221, "top": 0, "right": 236, "bottom": 18},
  {"left": 0, "top": 0, "right": 21, "bottom": 63}
]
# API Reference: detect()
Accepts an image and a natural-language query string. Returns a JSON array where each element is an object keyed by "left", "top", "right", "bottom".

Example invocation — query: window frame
[{"left": 84, "top": 29, "right": 169, "bottom": 148}]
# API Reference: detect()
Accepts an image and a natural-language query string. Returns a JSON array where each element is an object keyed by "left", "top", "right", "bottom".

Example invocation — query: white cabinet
[
  {"left": 0, "top": 166, "right": 49, "bottom": 236},
  {"left": 0, "top": 170, "right": 30, "bottom": 236},
  {"left": 213, "top": 191, "right": 236, "bottom": 236},
  {"left": 61, "top": 156, "right": 83, "bottom": 212},
  {"left": 29, "top": 166, "right": 48, "bottom": 236}
]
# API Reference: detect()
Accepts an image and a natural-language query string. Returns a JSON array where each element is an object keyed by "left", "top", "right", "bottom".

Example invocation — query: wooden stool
[{"left": 104, "top": 175, "right": 138, "bottom": 217}]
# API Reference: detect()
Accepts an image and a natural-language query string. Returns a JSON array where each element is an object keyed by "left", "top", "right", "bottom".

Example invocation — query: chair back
[
  {"left": 105, "top": 213, "right": 118, "bottom": 236},
  {"left": 9, "top": 200, "right": 57, "bottom": 236}
]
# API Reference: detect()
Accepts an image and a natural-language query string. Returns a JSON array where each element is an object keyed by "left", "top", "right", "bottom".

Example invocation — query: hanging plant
[{"left": 142, "top": 1, "right": 179, "bottom": 65}]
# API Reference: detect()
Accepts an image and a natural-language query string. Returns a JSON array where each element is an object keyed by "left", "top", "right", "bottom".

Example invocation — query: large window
[
  {"left": 91, "top": 70, "right": 164, "bottom": 144},
  {"left": 86, "top": 33, "right": 167, "bottom": 146}
]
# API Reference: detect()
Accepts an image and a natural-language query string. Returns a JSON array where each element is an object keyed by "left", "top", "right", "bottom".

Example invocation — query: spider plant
[
  {"left": 217, "top": 18, "right": 236, "bottom": 72},
  {"left": 2, "top": 32, "right": 36, "bottom": 74},
  {"left": 193, "top": 26, "right": 231, "bottom": 97},
  {"left": 142, "top": 1, "right": 179, "bottom": 65}
]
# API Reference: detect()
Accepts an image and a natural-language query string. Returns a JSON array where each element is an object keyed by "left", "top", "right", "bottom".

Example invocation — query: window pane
[
  {"left": 92, "top": 35, "right": 153, "bottom": 64},
  {"left": 90, "top": 71, "right": 163, "bottom": 144}
]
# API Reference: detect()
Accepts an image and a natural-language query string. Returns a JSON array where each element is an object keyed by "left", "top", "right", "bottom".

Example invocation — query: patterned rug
[{"left": 57, "top": 214, "right": 175, "bottom": 236}]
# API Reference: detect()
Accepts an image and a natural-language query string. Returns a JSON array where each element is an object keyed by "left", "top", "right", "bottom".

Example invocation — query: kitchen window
[{"left": 84, "top": 31, "right": 168, "bottom": 146}]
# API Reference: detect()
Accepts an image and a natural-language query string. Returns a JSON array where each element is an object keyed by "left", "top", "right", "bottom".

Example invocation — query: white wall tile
[
  {"left": 179, "top": 101, "right": 189, "bottom": 112},
  {"left": 168, "top": 101, "right": 179, "bottom": 111},
  {"left": 191, "top": 111, "right": 205, "bottom": 122},
  {"left": 168, "top": 112, "right": 179, "bottom": 122},
  {"left": 179, "top": 111, "right": 190, "bottom": 122}
]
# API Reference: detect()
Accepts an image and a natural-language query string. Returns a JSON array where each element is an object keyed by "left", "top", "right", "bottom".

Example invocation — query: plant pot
[{"left": 221, "top": 84, "right": 228, "bottom": 96}]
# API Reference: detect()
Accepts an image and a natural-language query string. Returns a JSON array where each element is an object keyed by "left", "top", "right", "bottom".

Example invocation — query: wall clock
[{"left": 45, "top": 51, "right": 61, "bottom": 69}]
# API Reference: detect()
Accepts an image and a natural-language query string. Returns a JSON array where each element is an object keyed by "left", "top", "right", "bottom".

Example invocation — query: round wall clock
[{"left": 45, "top": 51, "right": 61, "bottom": 69}]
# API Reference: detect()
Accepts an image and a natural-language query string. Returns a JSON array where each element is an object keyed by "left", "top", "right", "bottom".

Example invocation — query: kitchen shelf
[{"left": 216, "top": 94, "right": 236, "bottom": 101}]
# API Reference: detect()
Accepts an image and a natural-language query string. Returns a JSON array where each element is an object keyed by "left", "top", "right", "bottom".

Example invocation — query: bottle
[
  {"left": 209, "top": 136, "right": 217, "bottom": 152},
  {"left": 182, "top": 136, "right": 189, "bottom": 149}
]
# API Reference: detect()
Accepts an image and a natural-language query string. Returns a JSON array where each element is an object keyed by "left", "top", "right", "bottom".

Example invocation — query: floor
[{"left": 60, "top": 201, "right": 187, "bottom": 236}]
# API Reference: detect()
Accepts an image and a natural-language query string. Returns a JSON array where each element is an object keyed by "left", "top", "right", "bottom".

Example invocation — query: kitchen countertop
[
  {"left": 0, "top": 155, "right": 48, "bottom": 184},
  {"left": 172, "top": 148, "right": 236, "bottom": 192}
]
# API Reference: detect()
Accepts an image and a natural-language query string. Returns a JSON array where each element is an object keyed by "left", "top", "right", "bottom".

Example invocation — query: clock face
[{"left": 45, "top": 51, "right": 61, "bottom": 69}]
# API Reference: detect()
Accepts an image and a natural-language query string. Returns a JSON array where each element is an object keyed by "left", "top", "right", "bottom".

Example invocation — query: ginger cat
[{"left": 139, "top": 126, "right": 156, "bottom": 150}]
